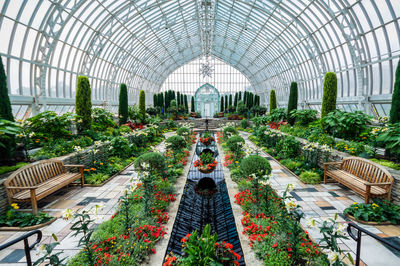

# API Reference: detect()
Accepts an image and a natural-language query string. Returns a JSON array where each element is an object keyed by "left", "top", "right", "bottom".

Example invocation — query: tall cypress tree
[
  {"left": 160, "top": 93, "right": 164, "bottom": 113},
  {"left": 191, "top": 96, "right": 195, "bottom": 112},
  {"left": 229, "top": 94, "right": 233, "bottom": 107},
  {"left": 287, "top": 82, "right": 298, "bottom": 125},
  {"left": 139, "top": 90, "right": 146, "bottom": 121},
  {"left": 321, "top": 72, "right": 338, "bottom": 118},
  {"left": 390, "top": 59, "right": 400, "bottom": 124},
  {"left": 238, "top": 92, "right": 242, "bottom": 101},
  {"left": 0, "top": 56, "right": 14, "bottom": 121},
  {"left": 177, "top": 91, "right": 181, "bottom": 106},
  {"left": 225, "top": 95, "right": 228, "bottom": 111},
  {"left": 181, "top": 94, "right": 184, "bottom": 107},
  {"left": 234, "top": 92, "right": 238, "bottom": 107},
  {"left": 184, "top": 94, "right": 188, "bottom": 113},
  {"left": 270, "top": 90, "right": 277, "bottom": 112},
  {"left": 220, "top": 96, "right": 224, "bottom": 112},
  {"left": 118, "top": 83, "right": 128, "bottom": 125},
  {"left": 244, "top": 91, "right": 247, "bottom": 106},
  {"left": 75, "top": 76, "right": 92, "bottom": 131}
]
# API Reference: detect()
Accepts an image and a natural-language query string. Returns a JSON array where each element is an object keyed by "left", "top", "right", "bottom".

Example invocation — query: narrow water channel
[{"left": 165, "top": 132, "right": 245, "bottom": 265}]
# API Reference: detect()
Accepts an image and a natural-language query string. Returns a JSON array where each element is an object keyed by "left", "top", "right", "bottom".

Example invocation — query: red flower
[{"left": 272, "top": 242, "right": 277, "bottom": 248}]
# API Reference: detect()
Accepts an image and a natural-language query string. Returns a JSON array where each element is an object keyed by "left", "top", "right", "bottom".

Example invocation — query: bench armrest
[
  {"left": 6, "top": 186, "right": 38, "bottom": 190},
  {"left": 365, "top": 182, "right": 393, "bottom": 186},
  {"left": 65, "top": 164, "right": 84, "bottom": 168}
]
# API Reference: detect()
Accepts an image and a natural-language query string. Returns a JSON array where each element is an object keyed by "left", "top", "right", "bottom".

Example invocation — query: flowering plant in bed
[
  {"left": 199, "top": 132, "right": 215, "bottom": 146},
  {"left": 193, "top": 152, "right": 218, "bottom": 173},
  {"left": 343, "top": 199, "right": 400, "bottom": 224},
  {"left": 0, "top": 203, "right": 52, "bottom": 228}
]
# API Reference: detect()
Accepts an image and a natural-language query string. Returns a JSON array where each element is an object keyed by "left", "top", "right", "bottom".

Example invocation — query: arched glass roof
[{"left": 1, "top": 0, "right": 399, "bottom": 118}]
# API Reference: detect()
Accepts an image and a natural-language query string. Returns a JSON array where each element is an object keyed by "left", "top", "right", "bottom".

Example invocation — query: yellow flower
[
  {"left": 352, "top": 202, "right": 358, "bottom": 205},
  {"left": 372, "top": 203, "right": 379, "bottom": 208},
  {"left": 100, "top": 162, "right": 103, "bottom": 165},
  {"left": 11, "top": 203, "right": 19, "bottom": 210}
]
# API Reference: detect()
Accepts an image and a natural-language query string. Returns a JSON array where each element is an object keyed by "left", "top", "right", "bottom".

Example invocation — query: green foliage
[
  {"left": 250, "top": 106, "right": 267, "bottom": 117},
  {"left": 134, "top": 152, "right": 165, "bottom": 174},
  {"left": 177, "top": 127, "right": 190, "bottom": 137},
  {"left": 225, "top": 95, "right": 228, "bottom": 111},
  {"left": 276, "top": 136, "right": 300, "bottom": 159},
  {"left": 370, "top": 158, "right": 400, "bottom": 170},
  {"left": 322, "top": 110, "right": 372, "bottom": 139},
  {"left": 280, "top": 159, "right": 303, "bottom": 172},
  {"left": 0, "top": 206, "right": 52, "bottom": 227},
  {"left": 240, "top": 155, "right": 272, "bottom": 177},
  {"left": 289, "top": 109, "right": 318, "bottom": 126},
  {"left": 226, "top": 135, "right": 245, "bottom": 155},
  {"left": 184, "top": 94, "right": 188, "bottom": 112},
  {"left": 0, "top": 162, "right": 28, "bottom": 175},
  {"left": 139, "top": 90, "right": 146, "bottom": 121},
  {"left": 220, "top": 96, "right": 224, "bottom": 112},
  {"left": 236, "top": 100, "right": 248, "bottom": 117},
  {"left": 321, "top": 72, "right": 337, "bottom": 118},
  {"left": 287, "top": 82, "right": 298, "bottom": 125},
  {"left": 92, "top": 108, "right": 116, "bottom": 131},
  {"left": 25, "top": 111, "right": 74, "bottom": 139},
  {"left": 223, "top": 126, "right": 238, "bottom": 139},
  {"left": 269, "top": 108, "right": 287, "bottom": 122},
  {"left": 75, "top": 76, "right": 92, "bottom": 131},
  {"left": 165, "top": 135, "right": 187, "bottom": 151},
  {"left": 240, "top": 119, "right": 250, "bottom": 129},
  {"left": 390, "top": 60, "right": 400, "bottom": 123},
  {"left": 334, "top": 141, "right": 365, "bottom": 156},
  {"left": 234, "top": 92, "right": 238, "bottom": 107},
  {"left": 0, "top": 56, "right": 13, "bottom": 121},
  {"left": 344, "top": 199, "right": 400, "bottom": 224},
  {"left": 0, "top": 119, "right": 20, "bottom": 159},
  {"left": 377, "top": 123, "right": 400, "bottom": 158},
  {"left": 299, "top": 171, "right": 321, "bottom": 184},
  {"left": 270, "top": 90, "right": 277, "bottom": 112},
  {"left": 229, "top": 94, "right": 233, "bottom": 107},
  {"left": 110, "top": 136, "right": 131, "bottom": 158},
  {"left": 191, "top": 96, "right": 195, "bottom": 112},
  {"left": 118, "top": 83, "right": 128, "bottom": 125}
]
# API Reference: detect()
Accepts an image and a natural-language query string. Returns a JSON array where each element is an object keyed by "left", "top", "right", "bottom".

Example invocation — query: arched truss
[{"left": 1, "top": 0, "right": 399, "bottom": 118}]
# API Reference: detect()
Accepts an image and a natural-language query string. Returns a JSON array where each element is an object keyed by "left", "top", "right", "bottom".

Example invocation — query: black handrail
[
  {"left": 347, "top": 222, "right": 400, "bottom": 266},
  {"left": 0, "top": 229, "right": 42, "bottom": 266}
]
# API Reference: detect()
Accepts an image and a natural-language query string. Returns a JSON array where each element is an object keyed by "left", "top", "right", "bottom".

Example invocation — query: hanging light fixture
[{"left": 197, "top": 0, "right": 215, "bottom": 78}]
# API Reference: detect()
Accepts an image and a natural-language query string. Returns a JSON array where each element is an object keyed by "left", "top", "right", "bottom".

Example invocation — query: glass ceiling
[{"left": 0, "top": 0, "right": 399, "bottom": 118}]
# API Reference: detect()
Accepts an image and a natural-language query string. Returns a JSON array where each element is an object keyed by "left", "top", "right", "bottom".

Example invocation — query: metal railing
[
  {"left": 347, "top": 222, "right": 400, "bottom": 266},
  {"left": 0, "top": 229, "right": 42, "bottom": 266}
]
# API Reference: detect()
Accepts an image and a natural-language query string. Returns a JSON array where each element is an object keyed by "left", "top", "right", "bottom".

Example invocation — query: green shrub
[
  {"left": 390, "top": 59, "right": 400, "bottom": 124},
  {"left": 110, "top": 136, "right": 130, "bottom": 158},
  {"left": 276, "top": 136, "right": 300, "bottom": 159},
  {"left": 240, "top": 119, "right": 250, "bottom": 129},
  {"left": 280, "top": 159, "right": 302, "bottom": 171},
  {"left": 344, "top": 199, "right": 400, "bottom": 224},
  {"left": 299, "top": 171, "right": 321, "bottom": 184},
  {"left": 165, "top": 135, "right": 186, "bottom": 151},
  {"left": 0, "top": 56, "right": 13, "bottom": 122},
  {"left": 92, "top": 108, "right": 116, "bottom": 131},
  {"left": 0, "top": 162, "right": 29, "bottom": 175},
  {"left": 287, "top": 82, "right": 298, "bottom": 125},
  {"left": 240, "top": 155, "right": 272, "bottom": 177},
  {"left": 334, "top": 141, "right": 365, "bottom": 155},
  {"left": 223, "top": 126, "right": 238, "bottom": 139},
  {"left": 269, "top": 108, "right": 287, "bottom": 122},
  {"left": 236, "top": 100, "right": 248, "bottom": 117},
  {"left": 139, "top": 90, "right": 146, "bottom": 121},
  {"left": 289, "top": 109, "right": 318, "bottom": 126},
  {"left": 85, "top": 173, "right": 110, "bottom": 185},
  {"left": 377, "top": 123, "right": 400, "bottom": 158},
  {"left": 269, "top": 90, "right": 277, "bottom": 112},
  {"left": 321, "top": 72, "right": 337, "bottom": 118},
  {"left": 184, "top": 95, "right": 188, "bottom": 112},
  {"left": 225, "top": 95, "right": 228, "bottom": 111},
  {"left": 134, "top": 152, "right": 165, "bottom": 174},
  {"left": 118, "top": 83, "right": 128, "bottom": 125},
  {"left": 24, "top": 111, "right": 74, "bottom": 139},
  {"left": 226, "top": 135, "right": 245, "bottom": 154},
  {"left": 191, "top": 96, "right": 195, "bottom": 112},
  {"left": 220, "top": 96, "right": 224, "bottom": 112},
  {"left": 75, "top": 76, "right": 92, "bottom": 131},
  {"left": 176, "top": 127, "right": 190, "bottom": 137},
  {"left": 370, "top": 158, "right": 400, "bottom": 171}
]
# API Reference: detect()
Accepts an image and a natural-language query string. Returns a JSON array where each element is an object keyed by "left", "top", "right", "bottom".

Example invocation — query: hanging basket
[{"left": 197, "top": 165, "right": 216, "bottom": 174}]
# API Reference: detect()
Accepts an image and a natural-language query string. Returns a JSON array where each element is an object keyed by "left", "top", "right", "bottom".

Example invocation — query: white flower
[
  {"left": 92, "top": 149, "right": 99, "bottom": 154},
  {"left": 141, "top": 162, "right": 150, "bottom": 169},
  {"left": 285, "top": 199, "right": 297, "bottom": 211},
  {"left": 305, "top": 217, "right": 318, "bottom": 228},
  {"left": 286, "top": 183, "right": 295, "bottom": 192},
  {"left": 28, "top": 132, "right": 35, "bottom": 138},
  {"left": 327, "top": 251, "right": 339, "bottom": 264},
  {"left": 62, "top": 209, "right": 74, "bottom": 220},
  {"left": 74, "top": 146, "right": 83, "bottom": 152},
  {"left": 333, "top": 223, "right": 346, "bottom": 236},
  {"left": 35, "top": 244, "right": 47, "bottom": 257},
  {"left": 94, "top": 141, "right": 102, "bottom": 146},
  {"left": 77, "top": 119, "right": 83, "bottom": 123}
]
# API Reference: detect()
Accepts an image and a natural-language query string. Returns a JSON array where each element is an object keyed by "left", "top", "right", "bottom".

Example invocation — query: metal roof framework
[{"left": 0, "top": 0, "right": 399, "bottom": 118}]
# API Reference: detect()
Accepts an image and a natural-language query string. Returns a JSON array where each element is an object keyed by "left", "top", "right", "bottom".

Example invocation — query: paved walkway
[
  {"left": 241, "top": 131, "right": 400, "bottom": 266},
  {"left": 0, "top": 132, "right": 175, "bottom": 265}
]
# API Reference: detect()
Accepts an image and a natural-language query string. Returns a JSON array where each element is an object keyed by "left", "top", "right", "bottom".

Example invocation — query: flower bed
[
  {"left": 35, "top": 129, "right": 197, "bottom": 265},
  {"left": 220, "top": 127, "right": 353, "bottom": 265}
]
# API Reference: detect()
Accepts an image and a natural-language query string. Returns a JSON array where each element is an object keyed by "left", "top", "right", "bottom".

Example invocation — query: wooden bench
[
  {"left": 324, "top": 157, "right": 394, "bottom": 203},
  {"left": 4, "top": 159, "right": 84, "bottom": 214}
]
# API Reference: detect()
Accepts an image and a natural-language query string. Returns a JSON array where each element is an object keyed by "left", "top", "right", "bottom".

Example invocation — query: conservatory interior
[{"left": 1, "top": 0, "right": 400, "bottom": 265}]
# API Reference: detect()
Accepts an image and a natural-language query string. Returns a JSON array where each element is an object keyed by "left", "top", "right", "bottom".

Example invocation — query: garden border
[{"left": 0, "top": 216, "right": 56, "bottom": 232}]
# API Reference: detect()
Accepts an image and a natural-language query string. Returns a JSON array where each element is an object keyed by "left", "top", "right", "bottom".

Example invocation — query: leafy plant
[
  {"left": 290, "top": 109, "right": 318, "bottom": 126},
  {"left": 75, "top": 76, "right": 92, "bottom": 131},
  {"left": 92, "top": 108, "right": 116, "bottom": 131},
  {"left": 33, "top": 234, "right": 66, "bottom": 266},
  {"left": 119, "top": 83, "right": 128, "bottom": 125},
  {"left": 177, "top": 127, "right": 190, "bottom": 138},
  {"left": 240, "top": 119, "right": 250, "bottom": 129},
  {"left": 240, "top": 155, "right": 271, "bottom": 177},
  {"left": 24, "top": 111, "right": 74, "bottom": 140},
  {"left": 322, "top": 110, "right": 372, "bottom": 139},
  {"left": 165, "top": 135, "right": 187, "bottom": 151},
  {"left": 299, "top": 171, "right": 321, "bottom": 184},
  {"left": 223, "top": 126, "right": 238, "bottom": 139},
  {"left": 280, "top": 159, "right": 303, "bottom": 172},
  {"left": 269, "top": 108, "right": 287, "bottom": 122},
  {"left": 276, "top": 136, "right": 300, "bottom": 159},
  {"left": 390, "top": 59, "right": 400, "bottom": 124},
  {"left": 0, "top": 204, "right": 52, "bottom": 227},
  {"left": 110, "top": 136, "right": 131, "bottom": 158},
  {"left": 236, "top": 100, "right": 248, "bottom": 117},
  {"left": 287, "top": 82, "right": 298, "bottom": 125},
  {"left": 139, "top": 90, "right": 146, "bottom": 121},
  {"left": 134, "top": 152, "right": 165, "bottom": 175},
  {"left": 269, "top": 90, "right": 277, "bottom": 112},
  {"left": 321, "top": 72, "right": 337, "bottom": 118},
  {"left": 377, "top": 123, "right": 400, "bottom": 160},
  {"left": 344, "top": 199, "right": 400, "bottom": 224},
  {"left": 226, "top": 135, "right": 245, "bottom": 156}
]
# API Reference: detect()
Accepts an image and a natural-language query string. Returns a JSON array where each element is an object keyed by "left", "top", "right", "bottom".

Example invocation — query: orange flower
[{"left": 90, "top": 168, "right": 96, "bottom": 171}]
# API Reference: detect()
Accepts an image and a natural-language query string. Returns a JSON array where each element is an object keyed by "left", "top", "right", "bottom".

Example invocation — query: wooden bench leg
[
  {"left": 30, "top": 189, "right": 38, "bottom": 215},
  {"left": 365, "top": 185, "right": 371, "bottom": 204},
  {"left": 80, "top": 167, "right": 84, "bottom": 188}
]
